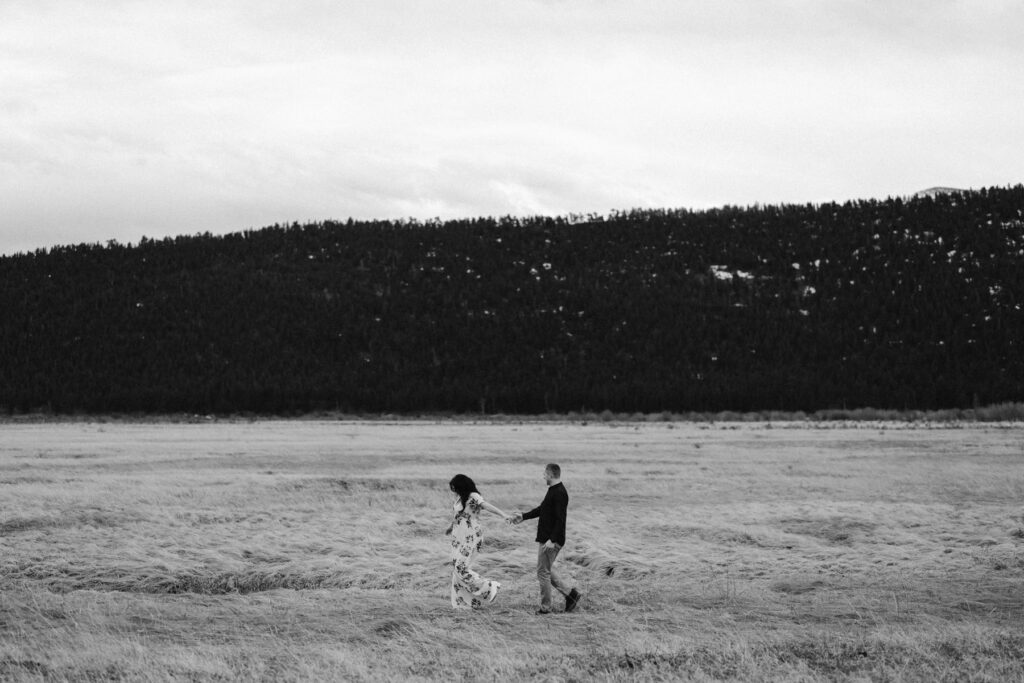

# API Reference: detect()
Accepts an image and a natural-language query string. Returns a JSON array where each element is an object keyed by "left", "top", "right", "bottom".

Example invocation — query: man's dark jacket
[{"left": 522, "top": 482, "right": 568, "bottom": 546}]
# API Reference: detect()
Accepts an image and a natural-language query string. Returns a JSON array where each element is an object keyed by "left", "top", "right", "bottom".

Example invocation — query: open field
[{"left": 2, "top": 420, "right": 1024, "bottom": 681}]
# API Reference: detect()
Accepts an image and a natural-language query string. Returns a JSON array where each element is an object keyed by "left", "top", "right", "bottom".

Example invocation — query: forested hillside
[{"left": 2, "top": 186, "right": 1022, "bottom": 415}]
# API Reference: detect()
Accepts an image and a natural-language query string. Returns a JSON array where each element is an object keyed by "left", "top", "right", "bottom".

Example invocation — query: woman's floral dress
[{"left": 450, "top": 492, "right": 499, "bottom": 609}]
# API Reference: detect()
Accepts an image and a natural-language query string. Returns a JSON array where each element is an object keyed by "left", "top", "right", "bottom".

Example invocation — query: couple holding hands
[{"left": 446, "top": 463, "right": 582, "bottom": 614}]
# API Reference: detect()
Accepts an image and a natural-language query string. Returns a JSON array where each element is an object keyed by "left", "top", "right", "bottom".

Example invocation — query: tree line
[{"left": 1, "top": 185, "right": 1022, "bottom": 415}]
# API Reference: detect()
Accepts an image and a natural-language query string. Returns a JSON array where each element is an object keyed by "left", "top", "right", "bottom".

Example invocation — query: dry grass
[{"left": 2, "top": 420, "right": 1024, "bottom": 681}]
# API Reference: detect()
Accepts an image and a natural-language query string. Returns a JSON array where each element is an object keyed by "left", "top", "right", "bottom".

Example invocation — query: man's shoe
[
  {"left": 565, "top": 588, "right": 582, "bottom": 612},
  {"left": 535, "top": 609, "right": 551, "bottom": 615}
]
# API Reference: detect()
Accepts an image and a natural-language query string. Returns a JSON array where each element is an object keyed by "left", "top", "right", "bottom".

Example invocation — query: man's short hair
[{"left": 546, "top": 463, "right": 561, "bottom": 478}]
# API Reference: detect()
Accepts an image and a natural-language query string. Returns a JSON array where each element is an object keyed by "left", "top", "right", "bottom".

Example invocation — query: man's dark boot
[{"left": 565, "top": 588, "right": 582, "bottom": 612}]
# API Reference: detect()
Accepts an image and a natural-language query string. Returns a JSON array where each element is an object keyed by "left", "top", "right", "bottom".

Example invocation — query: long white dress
[{"left": 449, "top": 492, "right": 499, "bottom": 609}]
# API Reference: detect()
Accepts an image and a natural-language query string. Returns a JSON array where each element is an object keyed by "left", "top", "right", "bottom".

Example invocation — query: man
[{"left": 512, "top": 463, "right": 582, "bottom": 614}]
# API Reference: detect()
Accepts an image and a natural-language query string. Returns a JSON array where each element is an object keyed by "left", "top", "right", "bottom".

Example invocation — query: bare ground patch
[{"left": 778, "top": 516, "right": 879, "bottom": 545}]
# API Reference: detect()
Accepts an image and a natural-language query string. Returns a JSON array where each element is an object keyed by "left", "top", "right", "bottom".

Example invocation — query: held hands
[{"left": 505, "top": 511, "right": 523, "bottom": 526}]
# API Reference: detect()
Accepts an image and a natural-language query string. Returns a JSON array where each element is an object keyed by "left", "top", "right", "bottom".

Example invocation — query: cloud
[{"left": 1, "top": 0, "right": 1022, "bottom": 254}]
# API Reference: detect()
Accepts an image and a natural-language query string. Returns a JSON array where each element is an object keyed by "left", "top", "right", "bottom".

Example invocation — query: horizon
[
  {"left": 3, "top": 1, "right": 1022, "bottom": 257},
  {"left": 0, "top": 183, "right": 1008, "bottom": 257}
]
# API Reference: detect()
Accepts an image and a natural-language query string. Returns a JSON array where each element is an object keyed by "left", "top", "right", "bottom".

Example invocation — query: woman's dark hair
[{"left": 449, "top": 474, "right": 479, "bottom": 507}]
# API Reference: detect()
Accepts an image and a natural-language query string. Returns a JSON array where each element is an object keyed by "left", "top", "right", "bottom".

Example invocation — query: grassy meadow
[{"left": 2, "top": 420, "right": 1024, "bottom": 681}]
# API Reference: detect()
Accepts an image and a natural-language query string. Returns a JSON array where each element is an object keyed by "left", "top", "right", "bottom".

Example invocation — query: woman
[{"left": 445, "top": 474, "right": 511, "bottom": 609}]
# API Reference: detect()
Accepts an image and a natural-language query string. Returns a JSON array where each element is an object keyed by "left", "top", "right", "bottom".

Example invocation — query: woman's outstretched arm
[{"left": 477, "top": 496, "right": 512, "bottom": 520}]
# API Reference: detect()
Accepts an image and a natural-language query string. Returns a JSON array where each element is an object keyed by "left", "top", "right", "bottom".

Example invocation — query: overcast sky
[{"left": 2, "top": 1, "right": 1022, "bottom": 255}]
